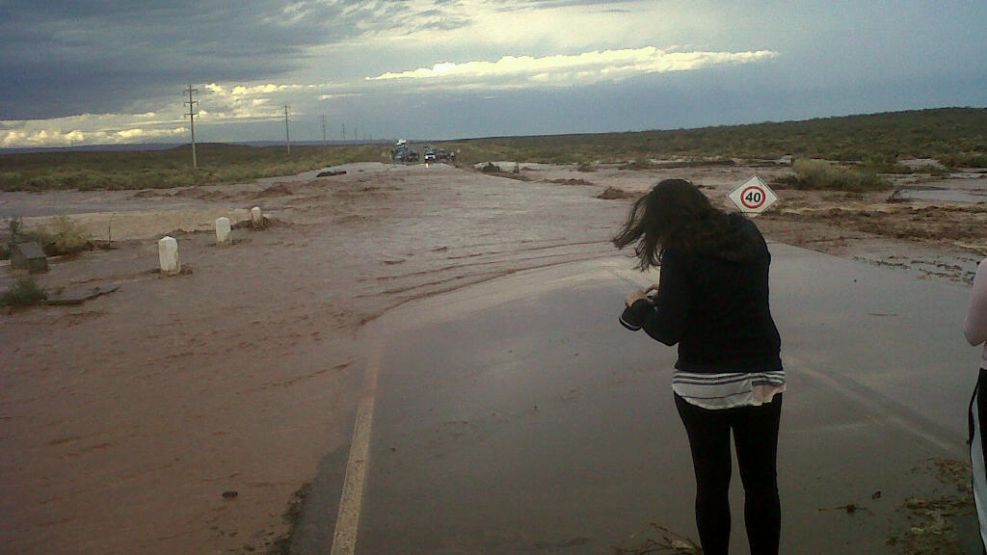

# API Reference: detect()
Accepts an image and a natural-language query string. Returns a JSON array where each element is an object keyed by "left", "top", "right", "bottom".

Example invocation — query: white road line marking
[{"left": 330, "top": 346, "right": 381, "bottom": 555}]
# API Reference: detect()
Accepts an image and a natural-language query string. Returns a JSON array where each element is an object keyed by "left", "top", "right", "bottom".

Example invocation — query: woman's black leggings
[{"left": 674, "top": 393, "right": 782, "bottom": 555}]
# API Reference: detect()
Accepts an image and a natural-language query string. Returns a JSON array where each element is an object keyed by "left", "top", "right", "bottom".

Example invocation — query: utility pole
[
  {"left": 283, "top": 105, "right": 291, "bottom": 155},
  {"left": 321, "top": 114, "right": 327, "bottom": 145},
  {"left": 354, "top": 126, "right": 358, "bottom": 143},
  {"left": 184, "top": 84, "right": 198, "bottom": 169},
  {"left": 341, "top": 124, "right": 346, "bottom": 142}
]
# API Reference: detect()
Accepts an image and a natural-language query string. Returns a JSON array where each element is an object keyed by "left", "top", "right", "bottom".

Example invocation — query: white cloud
[
  {"left": 0, "top": 118, "right": 187, "bottom": 148},
  {"left": 367, "top": 47, "right": 779, "bottom": 88},
  {"left": 0, "top": 43, "right": 780, "bottom": 147}
]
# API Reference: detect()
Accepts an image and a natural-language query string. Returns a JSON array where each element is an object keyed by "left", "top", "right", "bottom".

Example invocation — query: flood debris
[
  {"left": 316, "top": 169, "right": 347, "bottom": 177},
  {"left": 252, "top": 184, "right": 294, "bottom": 199},
  {"left": 611, "top": 524, "right": 702, "bottom": 555},
  {"left": 597, "top": 187, "right": 639, "bottom": 200},
  {"left": 546, "top": 178, "right": 596, "bottom": 186},
  {"left": 266, "top": 483, "right": 310, "bottom": 555},
  {"left": 45, "top": 285, "right": 119, "bottom": 306},
  {"left": 818, "top": 502, "right": 871, "bottom": 515},
  {"left": 534, "top": 537, "right": 592, "bottom": 549},
  {"left": 899, "top": 458, "right": 976, "bottom": 554},
  {"left": 232, "top": 215, "right": 281, "bottom": 231}
]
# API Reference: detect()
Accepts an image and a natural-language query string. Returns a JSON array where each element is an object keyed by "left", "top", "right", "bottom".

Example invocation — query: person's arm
[
  {"left": 966, "top": 259, "right": 987, "bottom": 346},
  {"left": 625, "top": 250, "right": 690, "bottom": 346}
]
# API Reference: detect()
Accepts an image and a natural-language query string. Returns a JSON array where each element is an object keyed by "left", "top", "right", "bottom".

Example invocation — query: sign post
[{"left": 728, "top": 176, "right": 778, "bottom": 215}]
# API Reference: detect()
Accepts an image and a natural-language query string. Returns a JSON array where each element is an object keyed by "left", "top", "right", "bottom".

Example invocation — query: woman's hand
[{"left": 625, "top": 288, "right": 648, "bottom": 307}]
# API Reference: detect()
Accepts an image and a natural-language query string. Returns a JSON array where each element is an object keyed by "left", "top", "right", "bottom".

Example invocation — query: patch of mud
[
  {"left": 779, "top": 205, "right": 987, "bottom": 244},
  {"left": 611, "top": 523, "right": 701, "bottom": 554},
  {"left": 264, "top": 483, "right": 309, "bottom": 555},
  {"left": 133, "top": 187, "right": 234, "bottom": 202},
  {"left": 597, "top": 187, "right": 639, "bottom": 200},
  {"left": 131, "top": 189, "right": 166, "bottom": 199},
  {"left": 896, "top": 458, "right": 977, "bottom": 555},
  {"left": 251, "top": 183, "right": 294, "bottom": 199},
  {"left": 652, "top": 158, "right": 737, "bottom": 169},
  {"left": 546, "top": 178, "right": 596, "bottom": 186},
  {"left": 231, "top": 216, "right": 286, "bottom": 231}
]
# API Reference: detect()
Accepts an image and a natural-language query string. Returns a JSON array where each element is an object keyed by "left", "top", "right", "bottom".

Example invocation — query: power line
[
  {"left": 283, "top": 105, "right": 291, "bottom": 155},
  {"left": 184, "top": 84, "right": 198, "bottom": 169}
]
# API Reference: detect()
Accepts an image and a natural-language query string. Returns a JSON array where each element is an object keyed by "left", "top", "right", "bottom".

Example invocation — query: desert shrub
[
  {"left": 940, "top": 153, "right": 987, "bottom": 168},
  {"left": 29, "top": 216, "right": 92, "bottom": 256},
  {"left": 480, "top": 162, "right": 500, "bottom": 173},
  {"left": 0, "top": 276, "right": 47, "bottom": 308},
  {"left": 0, "top": 243, "right": 9, "bottom": 260},
  {"left": 619, "top": 159, "right": 655, "bottom": 170},
  {"left": 785, "top": 159, "right": 890, "bottom": 191},
  {"left": 860, "top": 156, "right": 912, "bottom": 174},
  {"left": 576, "top": 162, "right": 596, "bottom": 172}
]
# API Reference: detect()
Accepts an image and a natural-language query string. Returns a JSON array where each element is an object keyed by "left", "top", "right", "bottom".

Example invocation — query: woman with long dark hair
[{"left": 614, "top": 179, "right": 784, "bottom": 555}]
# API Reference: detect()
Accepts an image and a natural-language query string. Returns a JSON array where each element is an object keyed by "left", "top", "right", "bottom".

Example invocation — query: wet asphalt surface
[{"left": 294, "top": 244, "right": 981, "bottom": 554}]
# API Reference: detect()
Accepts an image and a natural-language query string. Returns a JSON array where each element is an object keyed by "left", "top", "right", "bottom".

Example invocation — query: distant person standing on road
[
  {"left": 613, "top": 179, "right": 784, "bottom": 555},
  {"left": 965, "top": 257, "right": 987, "bottom": 553}
]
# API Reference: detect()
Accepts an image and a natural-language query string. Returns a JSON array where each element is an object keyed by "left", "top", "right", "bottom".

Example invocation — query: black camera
[{"left": 619, "top": 290, "right": 657, "bottom": 331}]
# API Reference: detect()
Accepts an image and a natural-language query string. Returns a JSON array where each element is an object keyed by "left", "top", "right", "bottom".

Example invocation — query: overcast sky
[{"left": 1, "top": 0, "right": 985, "bottom": 148}]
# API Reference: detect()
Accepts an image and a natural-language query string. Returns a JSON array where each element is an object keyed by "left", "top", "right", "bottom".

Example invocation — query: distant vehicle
[
  {"left": 422, "top": 145, "right": 454, "bottom": 163},
  {"left": 392, "top": 139, "right": 419, "bottom": 163}
]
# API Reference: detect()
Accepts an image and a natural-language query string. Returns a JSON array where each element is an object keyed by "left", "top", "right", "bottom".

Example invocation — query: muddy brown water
[
  {"left": 1, "top": 162, "right": 984, "bottom": 553},
  {"left": 0, "top": 163, "right": 628, "bottom": 554}
]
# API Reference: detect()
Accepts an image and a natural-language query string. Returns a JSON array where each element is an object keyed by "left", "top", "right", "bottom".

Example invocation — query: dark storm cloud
[{"left": 0, "top": 0, "right": 472, "bottom": 119}]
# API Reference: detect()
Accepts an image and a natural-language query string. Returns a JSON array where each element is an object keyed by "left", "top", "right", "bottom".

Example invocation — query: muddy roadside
[
  {"left": 0, "top": 163, "right": 626, "bottom": 554},
  {"left": 1, "top": 161, "right": 985, "bottom": 554}
]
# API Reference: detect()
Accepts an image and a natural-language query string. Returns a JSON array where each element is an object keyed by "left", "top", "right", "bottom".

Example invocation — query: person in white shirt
[{"left": 965, "top": 257, "right": 987, "bottom": 553}]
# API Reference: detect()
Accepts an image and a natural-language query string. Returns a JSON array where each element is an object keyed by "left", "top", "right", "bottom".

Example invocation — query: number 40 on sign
[{"left": 728, "top": 176, "right": 778, "bottom": 215}]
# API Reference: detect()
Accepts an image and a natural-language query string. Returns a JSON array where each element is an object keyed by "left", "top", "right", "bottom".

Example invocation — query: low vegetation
[
  {"left": 0, "top": 143, "right": 390, "bottom": 192},
  {"left": 618, "top": 159, "right": 656, "bottom": 170},
  {"left": 776, "top": 159, "right": 890, "bottom": 191},
  {"left": 29, "top": 216, "right": 92, "bottom": 256},
  {"left": 0, "top": 108, "right": 983, "bottom": 192},
  {"left": 0, "top": 276, "right": 47, "bottom": 308},
  {"left": 441, "top": 107, "right": 986, "bottom": 168}
]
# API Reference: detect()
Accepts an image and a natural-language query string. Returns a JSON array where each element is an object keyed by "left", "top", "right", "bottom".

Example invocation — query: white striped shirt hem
[{"left": 673, "top": 370, "right": 786, "bottom": 410}]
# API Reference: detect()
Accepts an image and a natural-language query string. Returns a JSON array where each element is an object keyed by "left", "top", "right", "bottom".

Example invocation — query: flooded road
[
  {"left": 302, "top": 250, "right": 979, "bottom": 553},
  {"left": 0, "top": 163, "right": 627, "bottom": 554},
  {"left": 1, "top": 162, "right": 984, "bottom": 553}
]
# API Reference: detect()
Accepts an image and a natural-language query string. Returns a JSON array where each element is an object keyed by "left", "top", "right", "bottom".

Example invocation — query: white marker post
[
  {"left": 728, "top": 176, "right": 778, "bottom": 216},
  {"left": 215, "top": 217, "right": 231, "bottom": 245},
  {"left": 250, "top": 206, "right": 263, "bottom": 227},
  {"left": 158, "top": 236, "right": 181, "bottom": 275}
]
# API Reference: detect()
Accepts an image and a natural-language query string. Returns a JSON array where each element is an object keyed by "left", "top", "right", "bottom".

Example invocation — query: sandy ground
[{"left": 0, "top": 161, "right": 985, "bottom": 553}]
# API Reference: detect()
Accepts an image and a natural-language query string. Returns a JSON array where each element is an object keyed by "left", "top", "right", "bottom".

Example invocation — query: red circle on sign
[{"left": 740, "top": 186, "right": 766, "bottom": 209}]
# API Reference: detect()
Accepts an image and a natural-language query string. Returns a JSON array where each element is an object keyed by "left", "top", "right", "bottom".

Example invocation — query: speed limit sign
[{"left": 728, "top": 176, "right": 778, "bottom": 215}]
